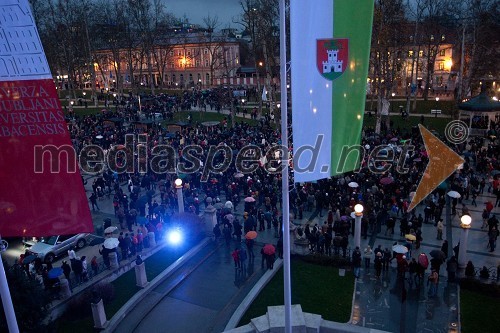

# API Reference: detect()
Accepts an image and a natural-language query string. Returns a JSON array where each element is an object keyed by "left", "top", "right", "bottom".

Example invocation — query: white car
[{"left": 28, "top": 233, "right": 91, "bottom": 263}]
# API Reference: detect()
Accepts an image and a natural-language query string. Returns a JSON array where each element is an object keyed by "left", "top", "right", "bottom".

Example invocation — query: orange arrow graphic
[{"left": 407, "top": 125, "right": 464, "bottom": 211}]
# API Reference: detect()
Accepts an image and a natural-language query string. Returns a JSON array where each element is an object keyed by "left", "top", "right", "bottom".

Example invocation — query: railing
[{"left": 463, "top": 266, "right": 500, "bottom": 282}]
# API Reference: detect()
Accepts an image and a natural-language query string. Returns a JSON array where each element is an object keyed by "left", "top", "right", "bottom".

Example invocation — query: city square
[{"left": 0, "top": 0, "right": 499, "bottom": 333}]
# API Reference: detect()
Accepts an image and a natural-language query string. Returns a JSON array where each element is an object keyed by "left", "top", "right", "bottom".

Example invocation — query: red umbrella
[
  {"left": 418, "top": 253, "right": 429, "bottom": 269},
  {"left": 485, "top": 201, "right": 493, "bottom": 212},
  {"left": 263, "top": 244, "right": 276, "bottom": 255},
  {"left": 380, "top": 177, "right": 393, "bottom": 185}
]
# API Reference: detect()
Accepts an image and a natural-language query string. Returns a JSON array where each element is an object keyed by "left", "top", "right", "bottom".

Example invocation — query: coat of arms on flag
[{"left": 316, "top": 38, "right": 348, "bottom": 81}]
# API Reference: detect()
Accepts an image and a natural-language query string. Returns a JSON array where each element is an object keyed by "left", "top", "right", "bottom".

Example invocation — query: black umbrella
[
  {"left": 22, "top": 255, "right": 36, "bottom": 264},
  {"left": 89, "top": 237, "right": 105, "bottom": 246},
  {"left": 429, "top": 250, "right": 446, "bottom": 261}
]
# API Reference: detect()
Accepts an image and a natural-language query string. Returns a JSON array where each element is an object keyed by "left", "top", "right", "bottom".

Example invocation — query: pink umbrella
[
  {"left": 380, "top": 177, "right": 394, "bottom": 185},
  {"left": 244, "top": 197, "right": 256, "bottom": 203},
  {"left": 263, "top": 244, "right": 276, "bottom": 255}
]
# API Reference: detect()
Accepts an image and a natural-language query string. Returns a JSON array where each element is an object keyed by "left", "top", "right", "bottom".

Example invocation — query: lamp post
[
  {"left": 354, "top": 204, "right": 364, "bottom": 249},
  {"left": 391, "top": 92, "right": 395, "bottom": 113},
  {"left": 458, "top": 214, "right": 471, "bottom": 269},
  {"left": 175, "top": 178, "right": 184, "bottom": 213}
]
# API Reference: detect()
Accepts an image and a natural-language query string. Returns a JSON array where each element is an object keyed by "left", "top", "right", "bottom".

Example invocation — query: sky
[{"left": 163, "top": 0, "right": 243, "bottom": 29}]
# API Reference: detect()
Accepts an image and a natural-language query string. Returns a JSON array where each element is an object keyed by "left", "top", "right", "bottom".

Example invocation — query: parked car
[{"left": 27, "top": 233, "right": 91, "bottom": 263}]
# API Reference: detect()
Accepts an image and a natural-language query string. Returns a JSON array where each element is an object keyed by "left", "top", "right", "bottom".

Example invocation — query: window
[
  {"left": 170, "top": 62, "right": 175, "bottom": 69},
  {"left": 169, "top": 51, "right": 173, "bottom": 56},
  {"left": 204, "top": 48, "right": 208, "bottom": 55},
  {"left": 205, "top": 59, "right": 209, "bottom": 67},
  {"left": 177, "top": 50, "right": 182, "bottom": 56},
  {"left": 418, "top": 50, "right": 423, "bottom": 57},
  {"left": 441, "top": 34, "right": 445, "bottom": 41},
  {"left": 439, "top": 49, "right": 445, "bottom": 56},
  {"left": 187, "top": 50, "right": 191, "bottom": 56},
  {"left": 438, "top": 62, "right": 444, "bottom": 70},
  {"left": 196, "top": 60, "right": 200, "bottom": 67},
  {"left": 408, "top": 50, "right": 414, "bottom": 58},
  {"left": 430, "top": 35, "right": 434, "bottom": 41}
]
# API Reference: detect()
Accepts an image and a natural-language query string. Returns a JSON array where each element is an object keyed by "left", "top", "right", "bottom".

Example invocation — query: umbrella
[
  {"left": 225, "top": 214, "right": 235, "bottom": 222},
  {"left": 104, "top": 226, "right": 117, "bottom": 234},
  {"left": 414, "top": 158, "right": 422, "bottom": 162},
  {"left": 234, "top": 173, "right": 244, "bottom": 178},
  {"left": 224, "top": 201, "right": 233, "bottom": 209},
  {"left": 263, "top": 244, "right": 276, "bottom": 255},
  {"left": 47, "top": 267, "right": 63, "bottom": 279},
  {"left": 348, "top": 182, "right": 359, "bottom": 188},
  {"left": 418, "top": 253, "right": 429, "bottom": 268},
  {"left": 340, "top": 215, "right": 348, "bottom": 221},
  {"left": 214, "top": 202, "right": 224, "bottom": 210},
  {"left": 245, "top": 231, "right": 258, "bottom": 240},
  {"left": 429, "top": 250, "right": 446, "bottom": 261},
  {"left": 405, "top": 234, "right": 416, "bottom": 241},
  {"left": 491, "top": 170, "right": 500, "bottom": 176},
  {"left": 95, "top": 135, "right": 103, "bottom": 139},
  {"left": 103, "top": 237, "right": 119, "bottom": 249},
  {"left": 380, "top": 177, "right": 394, "bottom": 185},
  {"left": 390, "top": 137, "right": 399, "bottom": 142},
  {"left": 392, "top": 244, "right": 408, "bottom": 254},
  {"left": 447, "top": 191, "right": 461, "bottom": 199},
  {"left": 22, "top": 254, "right": 36, "bottom": 265},
  {"left": 485, "top": 201, "right": 493, "bottom": 211},
  {"left": 244, "top": 197, "right": 256, "bottom": 203}
]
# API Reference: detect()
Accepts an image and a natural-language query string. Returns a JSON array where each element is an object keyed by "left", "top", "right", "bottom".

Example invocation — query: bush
[
  {"left": 298, "top": 253, "right": 351, "bottom": 268},
  {"left": 63, "top": 283, "right": 115, "bottom": 321},
  {"left": 459, "top": 278, "right": 500, "bottom": 298}
]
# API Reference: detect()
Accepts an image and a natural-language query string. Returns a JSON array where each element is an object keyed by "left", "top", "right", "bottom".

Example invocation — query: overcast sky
[{"left": 164, "top": 0, "right": 243, "bottom": 29}]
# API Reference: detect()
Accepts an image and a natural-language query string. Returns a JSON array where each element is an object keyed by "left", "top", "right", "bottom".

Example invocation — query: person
[
  {"left": 436, "top": 219, "right": 443, "bottom": 240},
  {"left": 482, "top": 209, "right": 489, "bottom": 229},
  {"left": 223, "top": 224, "right": 232, "bottom": 246},
  {"left": 446, "top": 256, "right": 457, "bottom": 282},
  {"left": 488, "top": 226, "right": 499, "bottom": 252},
  {"left": 68, "top": 247, "right": 76, "bottom": 260},
  {"left": 213, "top": 223, "right": 221, "bottom": 242},
  {"left": 80, "top": 256, "right": 88, "bottom": 281},
  {"left": 479, "top": 266, "right": 490, "bottom": 279},
  {"left": 261, "top": 246, "right": 267, "bottom": 269},
  {"left": 352, "top": 247, "right": 362, "bottom": 278},
  {"left": 99, "top": 245, "right": 111, "bottom": 269},
  {"left": 61, "top": 261, "right": 71, "bottom": 281},
  {"left": 427, "top": 269, "right": 439, "bottom": 297},
  {"left": 72, "top": 257, "right": 83, "bottom": 284},
  {"left": 383, "top": 248, "right": 391, "bottom": 271},
  {"left": 363, "top": 245, "right": 373, "bottom": 268},
  {"left": 276, "top": 237, "right": 283, "bottom": 259},
  {"left": 239, "top": 247, "right": 248, "bottom": 273},
  {"left": 246, "top": 237, "right": 255, "bottom": 259},
  {"left": 374, "top": 252, "right": 383, "bottom": 278},
  {"left": 464, "top": 260, "right": 475, "bottom": 278},
  {"left": 266, "top": 251, "right": 276, "bottom": 270},
  {"left": 89, "top": 192, "right": 99, "bottom": 211},
  {"left": 91, "top": 256, "right": 99, "bottom": 277},
  {"left": 441, "top": 240, "right": 449, "bottom": 258},
  {"left": 231, "top": 248, "right": 241, "bottom": 270}
]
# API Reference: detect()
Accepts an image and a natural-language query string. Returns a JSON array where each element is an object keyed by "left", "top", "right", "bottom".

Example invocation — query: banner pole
[
  {"left": 279, "top": 1, "right": 292, "bottom": 332},
  {"left": 0, "top": 236, "right": 20, "bottom": 333}
]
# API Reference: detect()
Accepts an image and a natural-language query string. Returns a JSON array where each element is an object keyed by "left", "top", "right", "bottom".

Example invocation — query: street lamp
[
  {"left": 175, "top": 178, "right": 184, "bottom": 213},
  {"left": 391, "top": 92, "right": 396, "bottom": 113},
  {"left": 458, "top": 214, "right": 471, "bottom": 269},
  {"left": 83, "top": 91, "right": 86, "bottom": 97},
  {"left": 354, "top": 204, "right": 364, "bottom": 249}
]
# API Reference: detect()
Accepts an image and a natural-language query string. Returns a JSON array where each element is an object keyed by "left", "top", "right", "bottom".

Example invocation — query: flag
[
  {"left": 0, "top": 0, "right": 93, "bottom": 237},
  {"left": 291, "top": 0, "right": 374, "bottom": 182},
  {"left": 262, "top": 85, "right": 268, "bottom": 101}
]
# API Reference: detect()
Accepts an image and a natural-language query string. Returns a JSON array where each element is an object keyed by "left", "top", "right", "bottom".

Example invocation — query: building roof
[{"left": 459, "top": 91, "right": 500, "bottom": 112}]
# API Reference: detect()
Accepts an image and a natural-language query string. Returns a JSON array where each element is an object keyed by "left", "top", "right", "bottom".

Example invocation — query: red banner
[{"left": 0, "top": 0, "right": 93, "bottom": 237}]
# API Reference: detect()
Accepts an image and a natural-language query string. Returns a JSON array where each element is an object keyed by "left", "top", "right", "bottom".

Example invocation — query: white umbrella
[
  {"left": 224, "top": 201, "right": 233, "bottom": 209},
  {"left": 234, "top": 173, "right": 244, "bottom": 178},
  {"left": 392, "top": 244, "right": 408, "bottom": 254},
  {"left": 348, "top": 182, "right": 359, "bottom": 188},
  {"left": 104, "top": 226, "right": 117, "bottom": 234},
  {"left": 96, "top": 135, "right": 103, "bottom": 139},
  {"left": 103, "top": 237, "right": 119, "bottom": 249},
  {"left": 447, "top": 191, "right": 461, "bottom": 199}
]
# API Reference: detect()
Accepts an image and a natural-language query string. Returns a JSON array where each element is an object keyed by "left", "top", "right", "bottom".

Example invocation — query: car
[{"left": 27, "top": 233, "right": 91, "bottom": 263}]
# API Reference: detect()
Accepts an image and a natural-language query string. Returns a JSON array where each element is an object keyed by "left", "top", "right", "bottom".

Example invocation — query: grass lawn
[
  {"left": 55, "top": 242, "right": 195, "bottom": 333},
  {"left": 238, "top": 258, "right": 354, "bottom": 326},
  {"left": 460, "top": 288, "right": 499, "bottom": 333}
]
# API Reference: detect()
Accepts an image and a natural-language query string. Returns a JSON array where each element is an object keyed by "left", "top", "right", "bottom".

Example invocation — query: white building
[{"left": 322, "top": 50, "right": 343, "bottom": 74}]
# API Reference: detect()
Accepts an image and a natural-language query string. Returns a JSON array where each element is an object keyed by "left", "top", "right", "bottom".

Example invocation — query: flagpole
[{"left": 279, "top": 1, "right": 292, "bottom": 333}]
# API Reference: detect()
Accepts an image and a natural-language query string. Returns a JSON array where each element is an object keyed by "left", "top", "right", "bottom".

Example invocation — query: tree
[{"left": 0, "top": 262, "right": 52, "bottom": 332}]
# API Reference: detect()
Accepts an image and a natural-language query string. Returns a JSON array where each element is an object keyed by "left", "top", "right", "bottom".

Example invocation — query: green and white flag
[{"left": 291, "top": 0, "right": 374, "bottom": 182}]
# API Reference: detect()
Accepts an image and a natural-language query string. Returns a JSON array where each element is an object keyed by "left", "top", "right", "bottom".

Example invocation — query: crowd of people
[{"left": 46, "top": 88, "right": 499, "bottom": 292}]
